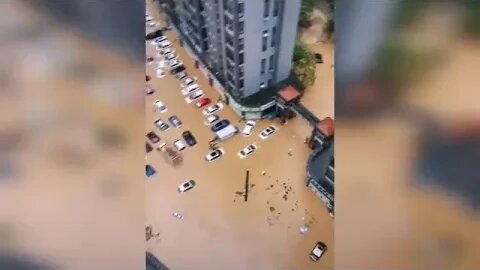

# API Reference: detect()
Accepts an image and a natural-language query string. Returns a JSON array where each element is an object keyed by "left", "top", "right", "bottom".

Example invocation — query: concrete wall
[
  {"left": 243, "top": 0, "right": 300, "bottom": 97},
  {"left": 275, "top": 0, "right": 300, "bottom": 82}
]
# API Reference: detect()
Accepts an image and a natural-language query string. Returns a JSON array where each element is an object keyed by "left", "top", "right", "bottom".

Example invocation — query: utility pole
[{"left": 244, "top": 170, "right": 249, "bottom": 202}]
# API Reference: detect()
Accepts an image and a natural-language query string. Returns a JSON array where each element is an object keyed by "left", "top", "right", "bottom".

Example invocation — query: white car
[
  {"left": 202, "top": 103, "right": 224, "bottom": 116},
  {"left": 168, "top": 59, "right": 182, "bottom": 68},
  {"left": 164, "top": 53, "right": 176, "bottom": 61},
  {"left": 309, "top": 242, "right": 327, "bottom": 262},
  {"left": 259, "top": 125, "right": 277, "bottom": 140},
  {"left": 184, "top": 90, "right": 204, "bottom": 104},
  {"left": 154, "top": 36, "right": 168, "bottom": 43},
  {"left": 175, "top": 71, "right": 187, "bottom": 80},
  {"left": 237, "top": 144, "right": 257, "bottom": 159},
  {"left": 160, "top": 47, "right": 174, "bottom": 55},
  {"left": 242, "top": 120, "right": 256, "bottom": 136},
  {"left": 178, "top": 179, "right": 196, "bottom": 192},
  {"left": 181, "top": 84, "right": 200, "bottom": 96},
  {"left": 157, "top": 40, "right": 171, "bottom": 49},
  {"left": 154, "top": 118, "right": 169, "bottom": 131},
  {"left": 204, "top": 114, "right": 219, "bottom": 125},
  {"left": 180, "top": 77, "right": 195, "bottom": 88},
  {"left": 205, "top": 148, "right": 224, "bottom": 162},
  {"left": 156, "top": 69, "right": 165, "bottom": 78},
  {"left": 153, "top": 100, "right": 168, "bottom": 113},
  {"left": 147, "top": 21, "right": 156, "bottom": 27},
  {"left": 173, "top": 139, "right": 186, "bottom": 151}
]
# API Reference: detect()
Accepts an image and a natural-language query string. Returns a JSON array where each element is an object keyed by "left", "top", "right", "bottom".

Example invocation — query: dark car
[
  {"left": 146, "top": 29, "right": 163, "bottom": 40},
  {"left": 182, "top": 131, "right": 197, "bottom": 146},
  {"left": 168, "top": 115, "right": 183, "bottom": 128},
  {"left": 170, "top": 65, "right": 186, "bottom": 75},
  {"left": 145, "top": 165, "right": 156, "bottom": 178},
  {"left": 314, "top": 53, "right": 323, "bottom": 64},
  {"left": 146, "top": 142, "right": 153, "bottom": 153},
  {"left": 146, "top": 131, "right": 160, "bottom": 144},
  {"left": 211, "top": 119, "right": 230, "bottom": 132}
]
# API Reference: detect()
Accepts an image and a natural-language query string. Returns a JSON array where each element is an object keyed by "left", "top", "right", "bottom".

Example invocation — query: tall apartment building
[{"left": 159, "top": 0, "right": 300, "bottom": 117}]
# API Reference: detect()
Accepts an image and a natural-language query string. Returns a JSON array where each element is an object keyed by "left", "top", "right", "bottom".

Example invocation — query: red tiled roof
[
  {"left": 278, "top": 86, "right": 301, "bottom": 102},
  {"left": 316, "top": 117, "right": 334, "bottom": 137}
]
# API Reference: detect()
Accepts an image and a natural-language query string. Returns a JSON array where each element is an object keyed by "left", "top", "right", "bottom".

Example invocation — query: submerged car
[
  {"left": 211, "top": 119, "right": 230, "bottom": 132},
  {"left": 170, "top": 64, "right": 186, "bottom": 75},
  {"left": 178, "top": 179, "right": 196, "bottom": 192},
  {"left": 153, "top": 100, "right": 168, "bottom": 113},
  {"left": 182, "top": 131, "right": 197, "bottom": 146},
  {"left": 168, "top": 115, "right": 183, "bottom": 128},
  {"left": 202, "top": 103, "right": 224, "bottom": 116},
  {"left": 205, "top": 148, "right": 225, "bottom": 162},
  {"left": 309, "top": 242, "right": 327, "bottom": 262},
  {"left": 238, "top": 144, "right": 257, "bottom": 158},
  {"left": 259, "top": 125, "right": 277, "bottom": 140},
  {"left": 146, "top": 131, "right": 160, "bottom": 144},
  {"left": 173, "top": 139, "right": 186, "bottom": 151},
  {"left": 242, "top": 120, "right": 256, "bottom": 136},
  {"left": 204, "top": 114, "right": 220, "bottom": 126},
  {"left": 195, "top": 97, "right": 211, "bottom": 108},
  {"left": 184, "top": 90, "right": 204, "bottom": 104},
  {"left": 145, "top": 165, "right": 156, "bottom": 178},
  {"left": 146, "top": 142, "right": 153, "bottom": 153},
  {"left": 154, "top": 118, "right": 169, "bottom": 131}
]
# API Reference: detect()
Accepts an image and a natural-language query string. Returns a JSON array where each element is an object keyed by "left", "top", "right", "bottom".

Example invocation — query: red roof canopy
[
  {"left": 278, "top": 86, "right": 301, "bottom": 102},
  {"left": 316, "top": 117, "right": 334, "bottom": 137}
]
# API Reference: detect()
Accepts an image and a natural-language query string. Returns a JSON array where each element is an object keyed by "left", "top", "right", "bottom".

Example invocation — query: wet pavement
[{"left": 145, "top": 2, "right": 333, "bottom": 269}]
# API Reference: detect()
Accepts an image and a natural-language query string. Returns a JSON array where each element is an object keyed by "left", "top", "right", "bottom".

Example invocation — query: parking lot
[{"left": 145, "top": 3, "right": 333, "bottom": 269}]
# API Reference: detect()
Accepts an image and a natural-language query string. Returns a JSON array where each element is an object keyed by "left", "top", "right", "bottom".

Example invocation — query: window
[
  {"left": 261, "top": 58, "right": 266, "bottom": 74},
  {"left": 239, "top": 52, "right": 244, "bottom": 64},
  {"left": 239, "top": 21, "right": 244, "bottom": 34},
  {"left": 238, "top": 2, "right": 244, "bottom": 17},
  {"left": 269, "top": 54, "right": 274, "bottom": 70},
  {"left": 271, "top": 27, "right": 276, "bottom": 47},
  {"left": 262, "top": 36, "right": 267, "bottom": 51},
  {"left": 239, "top": 79, "right": 244, "bottom": 88},
  {"left": 264, "top": 0, "right": 270, "bottom": 18},
  {"left": 273, "top": 0, "right": 280, "bottom": 16},
  {"left": 268, "top": 79, "right": 272, "bottom": 86},
  {"left": 239, "top": 38, "right": 244, "bottom": 51}
]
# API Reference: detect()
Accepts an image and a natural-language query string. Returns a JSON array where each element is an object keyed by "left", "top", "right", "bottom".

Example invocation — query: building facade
[
  {"left": 158, "top": 0, "right": 300, "bottom": 117},
  {"left": 306, "top": 142, "right": 335, "bottom": 216}
]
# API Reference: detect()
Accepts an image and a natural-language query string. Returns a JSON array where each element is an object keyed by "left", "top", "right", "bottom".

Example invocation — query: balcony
[
  {"left": 225, "top": 25, "right": 234, "bottom": 37},
  {"left": 224, "top": 8, "right": 234, "bottom": 19}
]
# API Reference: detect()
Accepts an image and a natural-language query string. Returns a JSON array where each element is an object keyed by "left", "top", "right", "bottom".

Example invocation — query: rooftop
[
  {"left": 316, "top": 117, "right": 335, "bottom": 137},
  {"left": 277, "top": 85, "right": 302, "bottom": 102}
]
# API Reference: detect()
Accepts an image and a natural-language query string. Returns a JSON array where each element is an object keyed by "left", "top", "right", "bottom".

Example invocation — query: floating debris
[
  {"left": 269, "top": 206, "right": 276, "bottom": 212},
  {"left": 270, "top": 184, "right": 274, "bottom": 188},
  {"left": 172, "top": 212, "right": 184, "bottom": 220},
  {"left": 267, "top": 200, "right": 270, "bottom": 204},
  {"left": 283, "top": 195, "right": 288, "bottom": 201},
  {"left": 261, "top": 171, "right": 266, "bottom": 175},
  {"left": 299, "top": 224, "right": 310, "bottom": 234},
  {"left": 291, "top": 208, "right": 295, "bottom": 211}
]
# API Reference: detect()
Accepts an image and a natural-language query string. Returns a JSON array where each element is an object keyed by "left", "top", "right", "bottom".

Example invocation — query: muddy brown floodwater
[{"left": 145, "top": 2, "right": 333, "bottom": 269}]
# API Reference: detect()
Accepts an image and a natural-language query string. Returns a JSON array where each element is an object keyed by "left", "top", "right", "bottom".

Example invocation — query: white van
[
  {"left": 215, "top": 125, "right": 238, "bottom": 141},
  {"left": 181, "top": 84, "right": 200, "bottom": 96}
]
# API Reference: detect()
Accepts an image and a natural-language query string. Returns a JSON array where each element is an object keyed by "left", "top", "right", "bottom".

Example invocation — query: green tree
[
  {"left": 463, "top": 0, "right": 480, "bottom": 38},
  {"left": 299, "top": 0, "right": 315, "bottom": 28},
  {"left": 292, "top": 41, "right": 316, "bottom": 87}
]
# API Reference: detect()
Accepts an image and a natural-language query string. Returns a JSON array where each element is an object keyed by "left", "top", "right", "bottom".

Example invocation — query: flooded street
[{"left": 145, "top": 3, "right": 333, "bottom": 269}]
